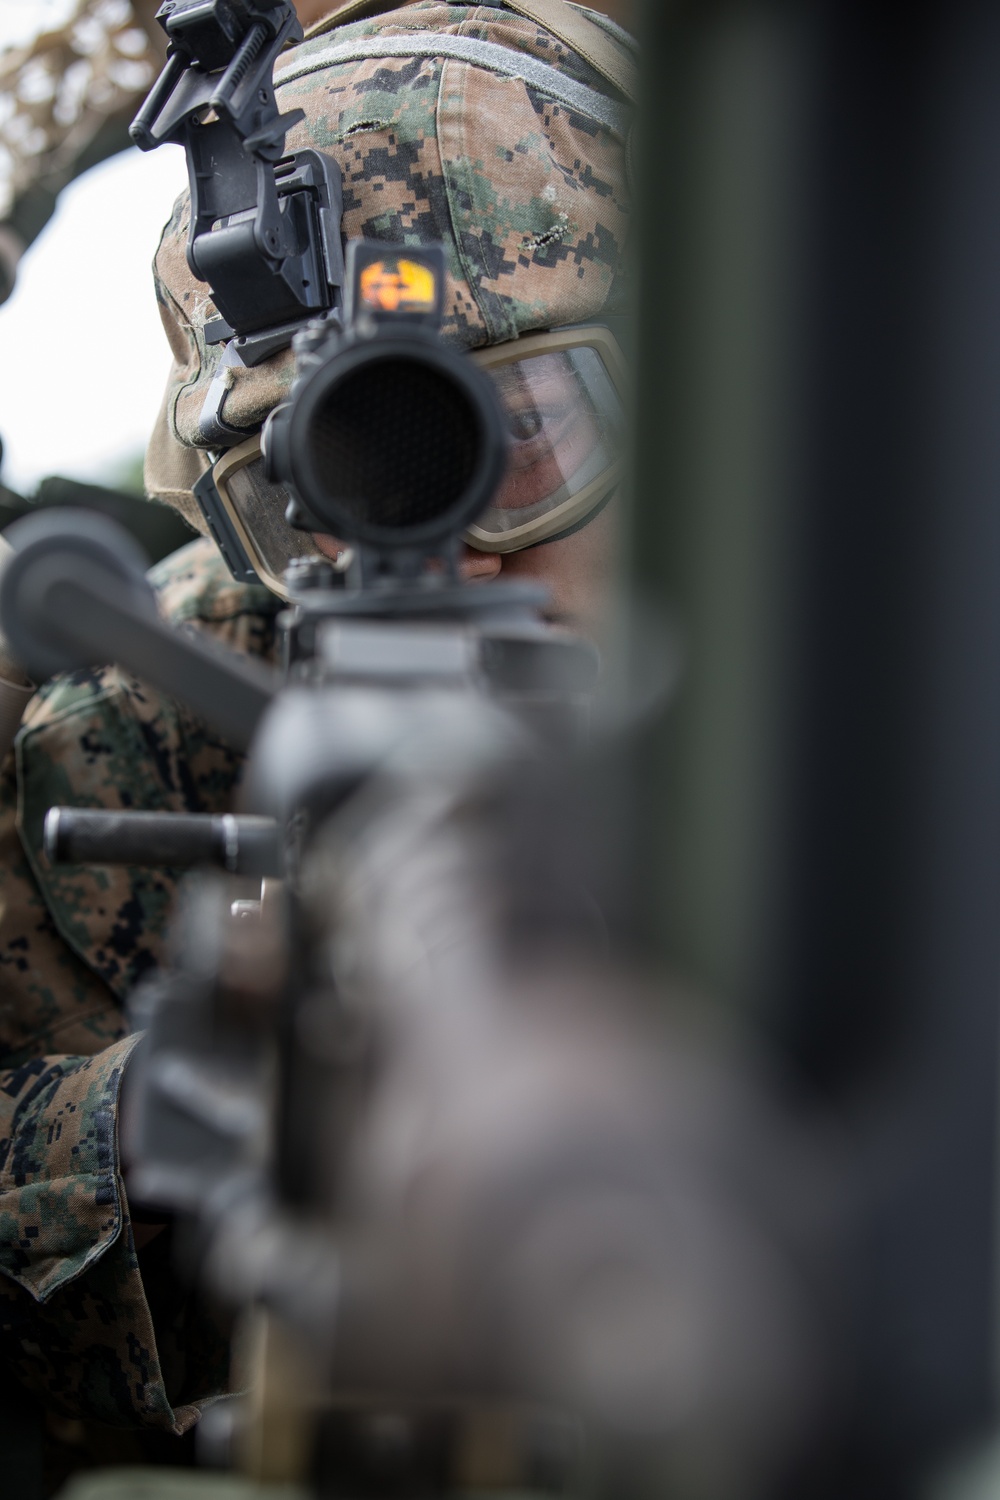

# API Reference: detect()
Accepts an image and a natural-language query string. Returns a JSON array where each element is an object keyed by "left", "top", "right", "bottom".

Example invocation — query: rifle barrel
[{"left": 44, "top": 807, "right": 280, "bottom": 874}]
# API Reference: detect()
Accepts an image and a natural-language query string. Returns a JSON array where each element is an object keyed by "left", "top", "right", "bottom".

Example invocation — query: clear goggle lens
[
  {"left": 211, "top": 327, "right": 625, "bottom": 597},
  {"left": 467, "top": 336, "right": 624, "bottom": 553}
]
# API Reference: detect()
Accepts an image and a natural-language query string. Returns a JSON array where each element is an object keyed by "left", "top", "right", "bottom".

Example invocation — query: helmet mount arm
[{"left": 129, "top": 0, "right": 345, "bottom": 351}]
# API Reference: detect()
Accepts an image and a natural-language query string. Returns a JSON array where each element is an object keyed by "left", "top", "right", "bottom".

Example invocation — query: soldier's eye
[{"left": 506, "top": 408, "right": 545, "bottom": 441}]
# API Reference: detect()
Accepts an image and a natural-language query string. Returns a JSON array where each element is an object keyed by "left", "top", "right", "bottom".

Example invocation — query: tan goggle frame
[{"left": 210, "top": 324, "right": 626, "bottom": 596}]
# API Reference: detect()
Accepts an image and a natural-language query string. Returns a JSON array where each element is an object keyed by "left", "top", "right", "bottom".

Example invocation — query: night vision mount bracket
[{"left": 130, "top": 0, "right": 344, "bottom": 369}]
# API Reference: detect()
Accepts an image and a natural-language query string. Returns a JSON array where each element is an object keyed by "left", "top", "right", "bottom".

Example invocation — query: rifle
[{"left": 0, "top": 380, "right": 820, "bottom": 1500}]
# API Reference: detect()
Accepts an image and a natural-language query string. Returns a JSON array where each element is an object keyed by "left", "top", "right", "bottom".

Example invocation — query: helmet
[{"left": 145, "top": 0, "right": 633, "bottom": 583}]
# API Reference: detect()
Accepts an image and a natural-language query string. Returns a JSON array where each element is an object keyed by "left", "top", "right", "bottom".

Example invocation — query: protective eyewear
[{"left": 206, "top": 325, "right": 626, "bottom": 599}]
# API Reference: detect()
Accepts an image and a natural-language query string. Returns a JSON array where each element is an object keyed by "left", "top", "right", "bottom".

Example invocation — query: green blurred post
[
  {"left": 631, "top": 0, "right": 1000, "bottom": 1485},
  {"left": 631, "top": 0, "right": 805, "bottom": 1020}
]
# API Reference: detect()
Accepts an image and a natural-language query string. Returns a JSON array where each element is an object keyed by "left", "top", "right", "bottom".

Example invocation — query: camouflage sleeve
[
  {"left": 0, "top": 1035, "right": 230, "bottom": 1431},
  {"left": 0, "top": 542, "right": 272, "bottom": 1429}
]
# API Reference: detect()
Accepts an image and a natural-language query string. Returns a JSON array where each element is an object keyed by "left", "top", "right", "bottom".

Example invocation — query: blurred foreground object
[
  {"left": 633, "top": 0, "right": 1000, "bottom": 1489},
  {"left": 0, "top": 433, "right": 192, "bottom": 764},
  {"left": 0, "top": 530, "right": 34, "bottom": 758}
]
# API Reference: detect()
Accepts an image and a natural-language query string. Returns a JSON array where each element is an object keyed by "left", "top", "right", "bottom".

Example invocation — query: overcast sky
[
  {"left": 0, "top": 1, "right": 77, "bottom": 52},
  {"left": 0, "top": 143, "right": 189, "bottom": 495}
]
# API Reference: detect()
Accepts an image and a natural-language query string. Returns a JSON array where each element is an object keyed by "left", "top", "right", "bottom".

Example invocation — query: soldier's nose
[{"left": 458, "top": 546, "right": 503, "bottom": 582}]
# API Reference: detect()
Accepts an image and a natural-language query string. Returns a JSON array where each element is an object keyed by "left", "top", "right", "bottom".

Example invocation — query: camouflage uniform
[
  {"left": 0, "top": 542, "right": 277, "bottom": 1441},
  {"left": 0, "top": 0, "right": 629, "bottom": 1447}
]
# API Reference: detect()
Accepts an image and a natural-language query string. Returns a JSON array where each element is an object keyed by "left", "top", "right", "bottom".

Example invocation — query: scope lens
[{"left": 302, "top": 356, "right": 481, "bottom": 537}]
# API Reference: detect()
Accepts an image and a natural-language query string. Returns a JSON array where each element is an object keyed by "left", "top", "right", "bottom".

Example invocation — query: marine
[{"left": 0, "top": 0, "right": 634, "bottom": 1480}]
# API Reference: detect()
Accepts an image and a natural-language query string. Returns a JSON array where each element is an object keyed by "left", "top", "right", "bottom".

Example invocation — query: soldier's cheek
[{"left": 488, "top": 501, "right": 619, "bottom": 638}]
